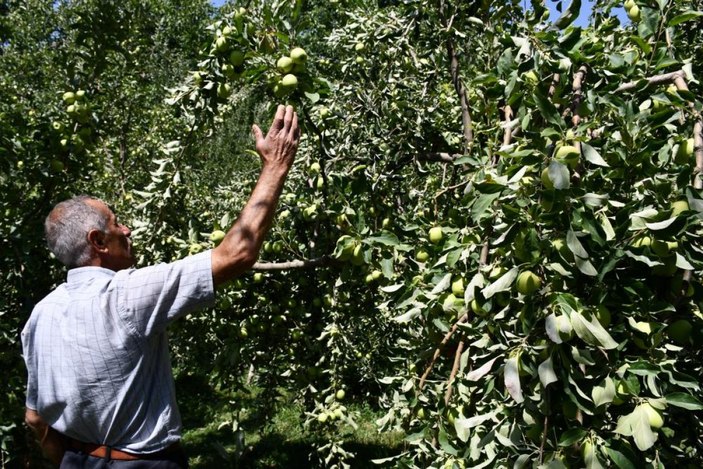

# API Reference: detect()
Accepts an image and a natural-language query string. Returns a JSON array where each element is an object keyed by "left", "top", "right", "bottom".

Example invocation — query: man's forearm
[
  {"left": 26, "top": 409, "right": 65, "bottom": 465},
  {"left": 211, "top": 165, "right": 288, "bottom": 285}
]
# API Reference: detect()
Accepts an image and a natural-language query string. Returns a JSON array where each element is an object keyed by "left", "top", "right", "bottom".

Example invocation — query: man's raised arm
[{"left": 211, "top": 105, "right": 300, "bottom": 287}]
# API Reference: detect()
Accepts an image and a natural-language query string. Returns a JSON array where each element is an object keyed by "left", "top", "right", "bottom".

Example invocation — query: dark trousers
[{"left": 60, "top": 448, "right": 189, "bottom": 469}]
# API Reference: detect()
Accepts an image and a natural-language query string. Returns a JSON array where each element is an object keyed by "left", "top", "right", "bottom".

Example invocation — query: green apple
[
  {"left": 641, "top": 403, "right": 664, "bottom": 429},
  {"left": 451, "top": 277, "right": 465, "bottom": 296},
  {"left": 319, "top": 106, "right": 330, "bottom": 119},
  {"left": 428, "top": 226, "right": 443, "bottom": 244},
  {"left": 627, "top": 4, "right": 641, "bottom": 22},
  {"left": 308, "top": 161, "right": 321, "bottom": 174},
  {"left": 415, "top": 249, "right": 430, "bottom": 262},
  {"left": 671, "top": 200, "right": 689, "bottom": 217},
  {"left": 189, "top": 243, "right": 203, "bottom": 255},
  {"left": 354, "top": 42, "right": 366, "bottom": 53},
  {"left": 624, "top": 0, "right": 636, "bottom": 10},
  {"left": 516, "top": 271, "right": 541, "bottom": 295},
  {"left": 555, "top": 144, "right": 580, "bottom": 169},
  {"left": 470, "top": 298, "right": 486, "bottom": 317},
  {"left": 335, "top": 389, "right": 345, "bottom": 400},
  {"left": 289, "top": 47, "right": 307, "bottom": 64},
  {"left": 49, "top": 159, "right": 65, "bottom": 173},
  {"left": 209, "top": 230, "right": 226, "bottom": 245},
  {"left": 541, "top": 167, "right": 554, "bottom": 189},
  {"left": 355, "top": 56, "right": 365, "bottom": 65},
  {"left": 229, "top": 50, "right": 245, "bottom": 67},
  {"left": 62, "top": 91, "right": 76, "bottom": 104},
  {"left": 75, "top": 89, "right": 86, "bottom": 100},
  {"left": 653, "top": 255, "right": 677, "bottom": 276},
  {"left": 215, "top": 36, "right": 229, "bottom": 53},
  {"left": 279, "top": 73, "right": 298, "bottom": 92},
  {"left": 523, "top": 70, "right": 539, "bottom": 84},
  {"left": 675, "top": 138, "right": 695, "bottom": 164},
  {"left": 650, "top": 239, "right": 671, "bottom": 257},
  {"left": 630, "top": 235, "right": 652, "bottom": 249},
  {"left": 217, "top": 83, "right": 232, "bottom": 99},
  {"left": 253, "top": 272, "right": 264, "bottom": 283},
  {"left": 667, "top": 319, "right": 692, "bottom": 345},
  {"left": 277, "top": 56, "right": 294, "bottom": 73},
  {"left": 595, "top": 305, "right": 611, "bottom": 327},
  {"left": 317, "top": 413, "right": 328, "bottom": 423}
]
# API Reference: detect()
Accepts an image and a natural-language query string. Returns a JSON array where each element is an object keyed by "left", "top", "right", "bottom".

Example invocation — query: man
[{"left": 21, "top": 105, "right": 300, "bottom": 467}]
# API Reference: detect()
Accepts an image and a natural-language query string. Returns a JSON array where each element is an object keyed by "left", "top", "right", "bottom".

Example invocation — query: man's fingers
[
  {"left": 252, "top": 124, "right": 264, "bottom": 145},
  {"left": 283, "top": 105, "right": 295, "bottom": 133},
  {"left": 268, "top": 105, "right": 286, "bottom": 136},
  {"left": 290, "top": 111, "right": 300, "bottom": 141}
]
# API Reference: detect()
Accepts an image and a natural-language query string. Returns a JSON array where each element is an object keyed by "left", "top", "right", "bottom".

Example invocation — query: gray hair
[{"left": 45, "top": 196, "right": 110, "bottom": 268}]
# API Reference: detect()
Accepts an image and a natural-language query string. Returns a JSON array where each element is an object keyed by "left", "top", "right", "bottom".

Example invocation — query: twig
[
  {"left": 539, "top": 415, "right": 549, "bottom": 463},
  {"left": 418, "top": 313, "right": 469, "bottom": 390},
  {"left": 443, "top": 340, "right": 465, "bottom": 405}
]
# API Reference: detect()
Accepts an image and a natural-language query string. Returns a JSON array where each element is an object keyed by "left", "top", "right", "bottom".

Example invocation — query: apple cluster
[
  {"left": 624, "top": 0, "right": 641, "bottom": 22},
  {"left": 54, "top": 89, "right": 94, "bottom": 156},
  {"left": 271, "top": 47, "right": 308, "bottom": 98}
]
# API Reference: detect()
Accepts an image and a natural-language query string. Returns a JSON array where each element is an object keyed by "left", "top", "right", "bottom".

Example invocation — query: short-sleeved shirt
[{"left": 21, "top": 250, "right": 215, "bottom": 454}]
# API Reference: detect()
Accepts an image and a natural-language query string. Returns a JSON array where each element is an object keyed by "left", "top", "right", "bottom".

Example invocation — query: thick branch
[
  {"left": 614, "top": 70, "right": 686, "bottom": 93},
  {"left": 253, "top": 256, "right": 334, "bottom": 271},
  {"left": 440, "top": 1, "right": 473, "bottom": 150},
  {"left": 571, "top": 65, "right": 587, "bottom": 127}
]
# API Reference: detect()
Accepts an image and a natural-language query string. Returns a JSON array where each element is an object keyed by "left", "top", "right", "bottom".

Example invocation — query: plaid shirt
[{"left": 21, "top": 250, "right": 215, "bottom": 454}]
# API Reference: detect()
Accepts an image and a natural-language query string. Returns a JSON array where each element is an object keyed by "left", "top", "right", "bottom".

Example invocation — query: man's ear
[{"left": 87, "top": 229, "right": 107, "bottom": 252}]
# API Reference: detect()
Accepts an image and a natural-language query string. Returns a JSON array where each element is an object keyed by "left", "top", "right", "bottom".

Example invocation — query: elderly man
[{"left": 21, "top": 105, "right": 300, "bottom": 467}]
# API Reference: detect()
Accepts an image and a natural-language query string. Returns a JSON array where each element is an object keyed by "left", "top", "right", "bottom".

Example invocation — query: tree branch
[
  {"left": 614, "top": 69, "right": 686, "bottom": 93},
  {"left": 443, "top": 340, "right": 465, "bottom": 405},
  {"left": 253, "top": 255, "right": 335, "bottom": 271},
  {"left": 418, "top": 313, "right": 469, "bottom": 390}
]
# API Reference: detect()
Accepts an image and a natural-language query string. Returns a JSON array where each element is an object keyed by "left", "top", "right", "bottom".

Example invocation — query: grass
[{"left": 176, "top": 376, "right": 406, "bottom": 468}]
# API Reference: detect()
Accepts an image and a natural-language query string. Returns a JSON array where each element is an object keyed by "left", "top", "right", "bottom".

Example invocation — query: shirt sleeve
[{"left": 111, "top": 250, "right": 216, "bottom": 338}]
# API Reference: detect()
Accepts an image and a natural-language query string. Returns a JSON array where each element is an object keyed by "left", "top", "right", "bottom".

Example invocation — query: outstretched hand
[{"left": 252, "top": 105, "right": 300, "bottom": 173}]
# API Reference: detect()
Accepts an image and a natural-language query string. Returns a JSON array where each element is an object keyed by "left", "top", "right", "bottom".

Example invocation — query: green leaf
[
  {"left": 571, "top": 311, "right": 618, "bottom": 349},
  {"left": 548, "top": 160, "right": 570, "bottom": 190},
  {"left": 367, "top": 232, "right": 401, "bottom": 246},
  {"left": 581, "top": 143, "right": 609, "bottom": 167},
  {"left": 615, "top": 406, "right": 658, "bottom": 451},
  {"left": 665, "top": 392, "right": 703, "bottom": 410},
  {"left": 575, "top": 256, "right": 598, "bottom": 276},
  {"left": 557, "top": 428, "right": 587, "bottom": 447},
  {"left": 554, "top": 0, "right": 582, "bottom": 29},
  {"left": 481, "top": 267, "right": 519, "bottom": 299},
  {"left": 471, "top": 192, "right": 501, "bottom": 222},
  {"left": 605, "top": 447, "right": 638, "bottom": 469},
  {"left": 668, "top": 11, "right": 703, "bottom": 27},
  {"left": 534, "top": 90, "right": 564, "bottom": 127},
  {"left": 566, "top": 230, "right": 589, "bottom": 258},
  {"left": 592, "top": 376, "right": 616, "bottom": 407},
  {"left": 504, "top": 355, "right": 523, "bottom": 403},
  {"left": 538, "top": 357, "right": 558, "bottom": 388}
]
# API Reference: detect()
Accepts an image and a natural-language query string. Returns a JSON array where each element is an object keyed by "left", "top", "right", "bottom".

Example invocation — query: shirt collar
[{"left": 67, "top": 266, "right": 117, "bottom": 285}]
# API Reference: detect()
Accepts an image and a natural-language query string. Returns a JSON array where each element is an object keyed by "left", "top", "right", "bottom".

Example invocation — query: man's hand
[
  {"left": 211, "top": 104, "right": 301, "bottom": 287},
  {"left": 25, "top": 408, "right": 66, "bottom": 465},
  {"left": 252, "top": 105, "right": 300, "bottom": 174}
]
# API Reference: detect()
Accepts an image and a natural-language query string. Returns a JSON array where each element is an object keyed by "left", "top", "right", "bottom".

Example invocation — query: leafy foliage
[{"left": 2, "top": 0, "right": 703, "bottom": 467}]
